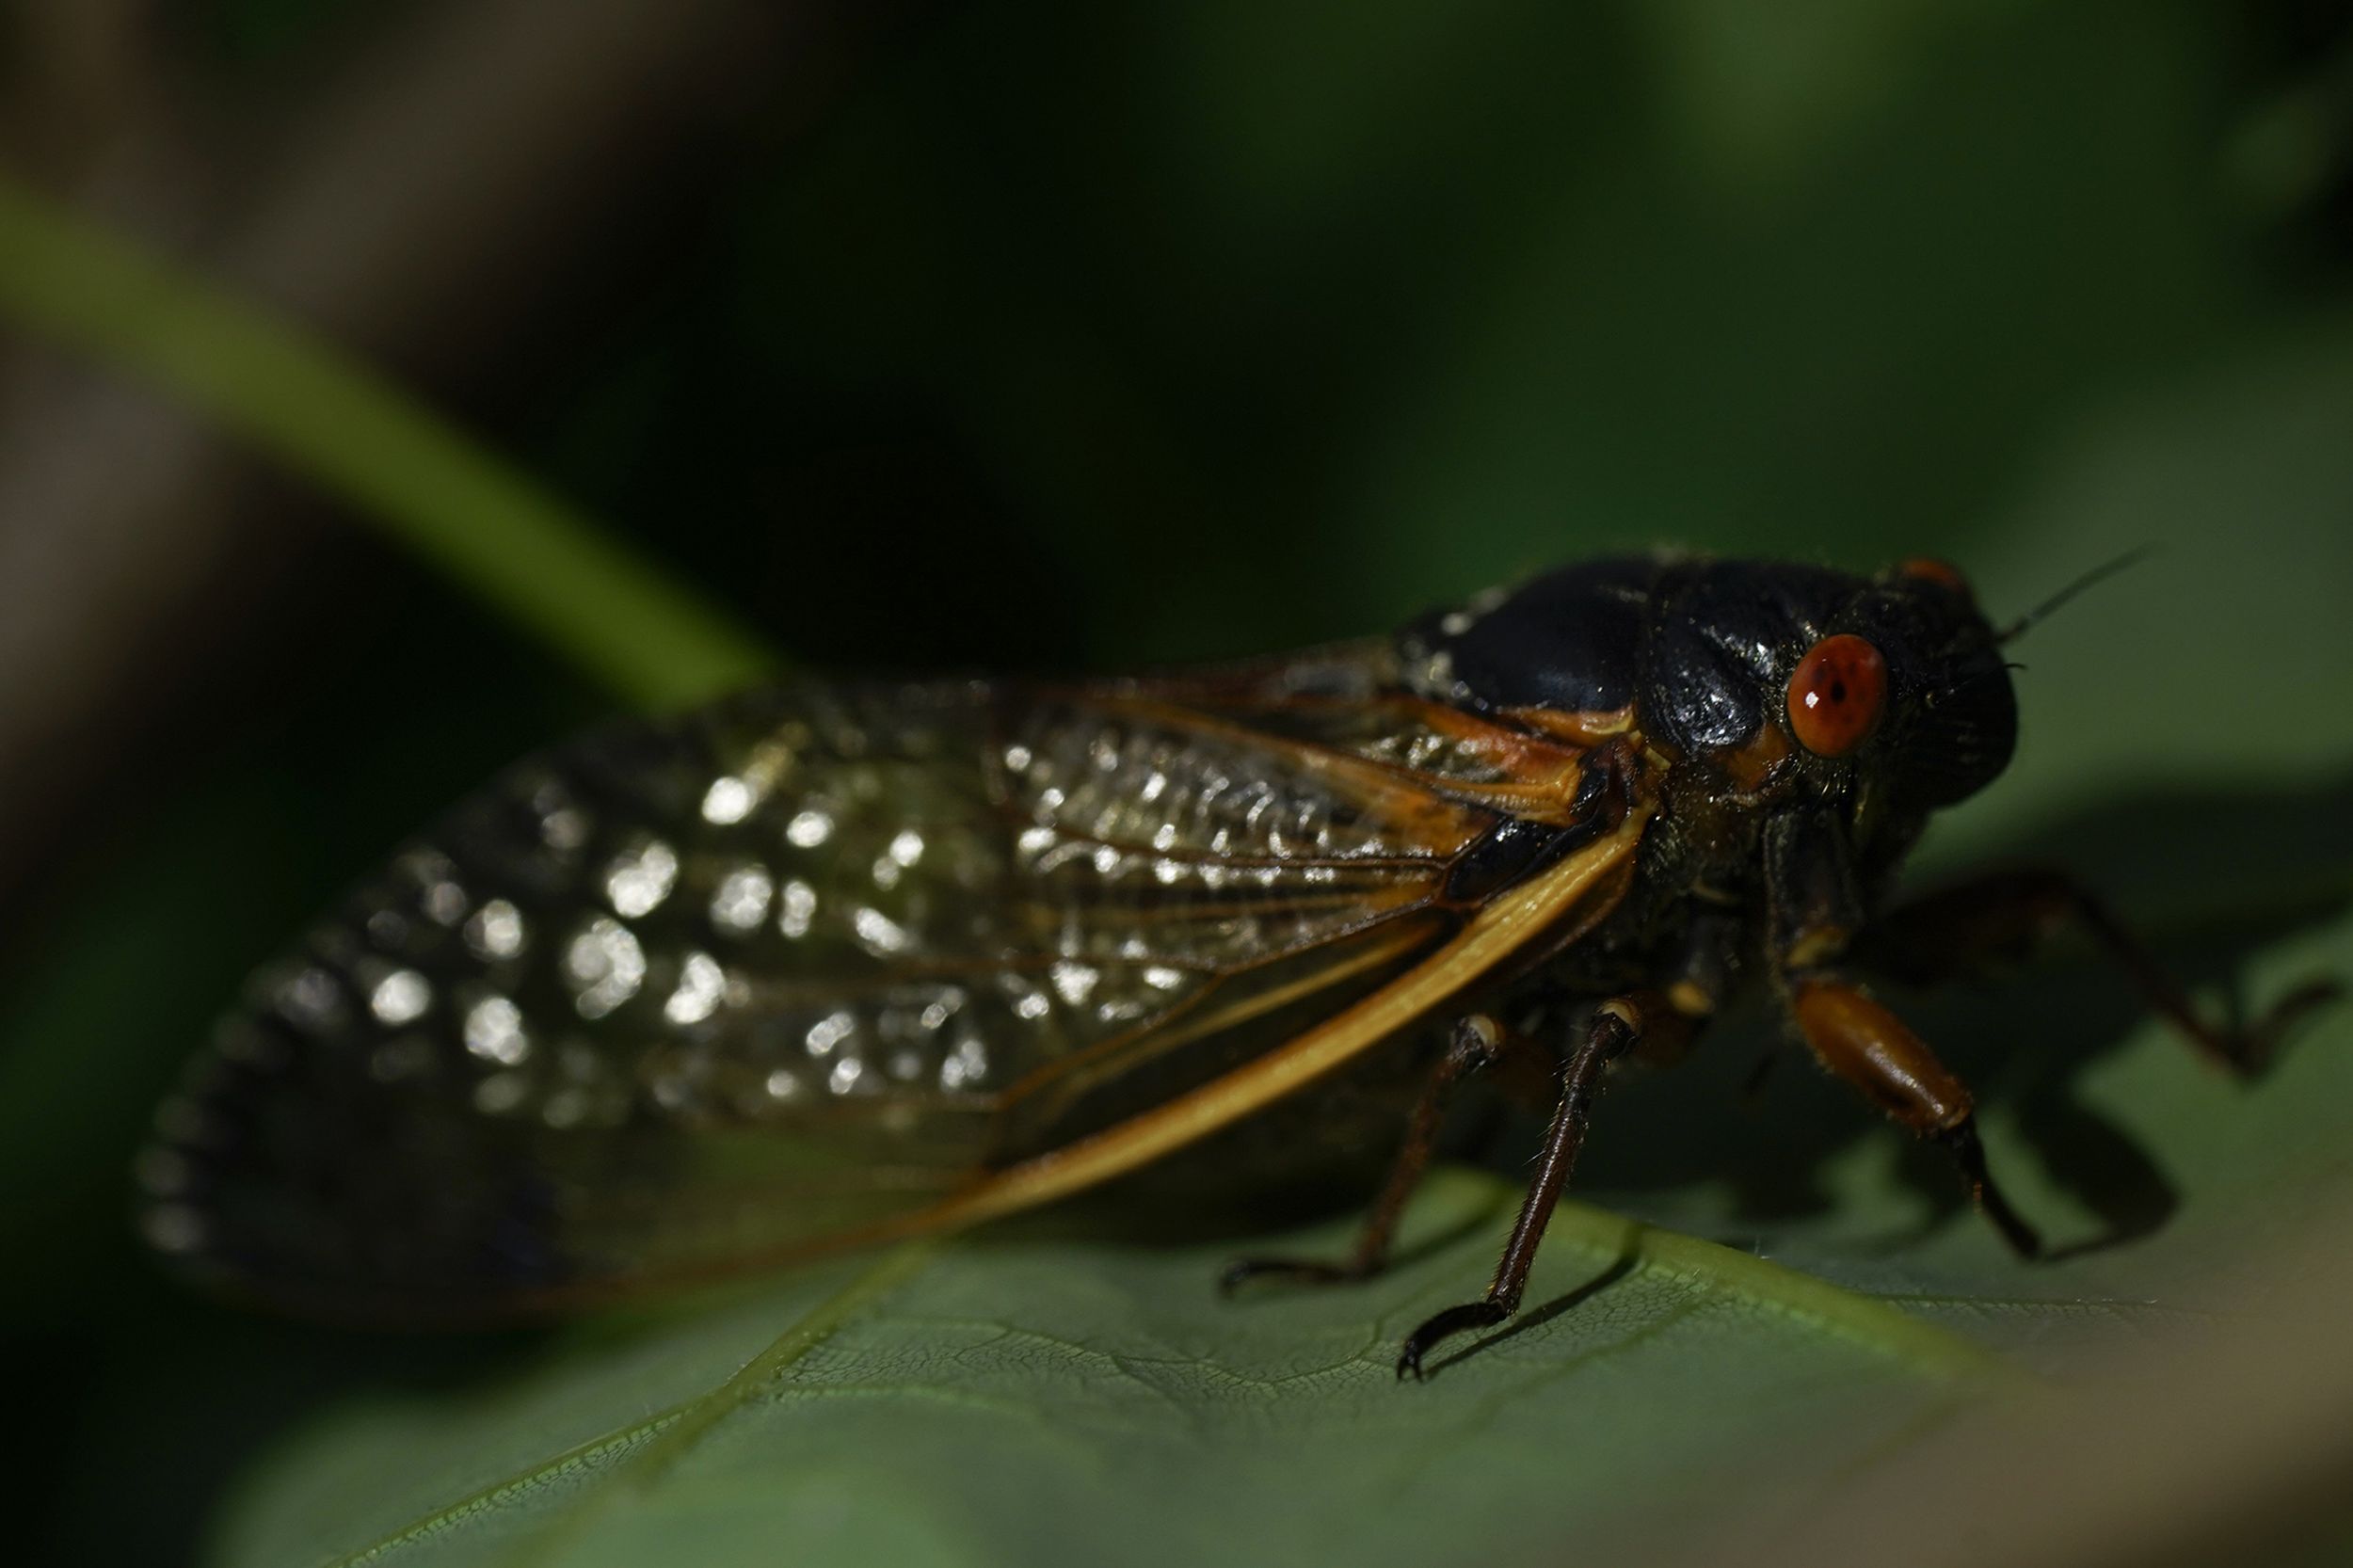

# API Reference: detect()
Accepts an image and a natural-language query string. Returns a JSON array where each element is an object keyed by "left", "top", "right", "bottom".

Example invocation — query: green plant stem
[{"left": 0, "top": 176, "right": 776, "bottom": 709}]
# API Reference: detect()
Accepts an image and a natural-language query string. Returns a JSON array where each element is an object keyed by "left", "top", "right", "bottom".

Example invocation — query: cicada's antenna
[{"left": 1996, "top": 546, "right": 2154, "bottom": 646}]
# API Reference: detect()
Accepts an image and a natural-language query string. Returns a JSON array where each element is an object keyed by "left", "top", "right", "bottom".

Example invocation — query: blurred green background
[{"left": 2, "top": 1, "right": 2350, "bottom": 1563}]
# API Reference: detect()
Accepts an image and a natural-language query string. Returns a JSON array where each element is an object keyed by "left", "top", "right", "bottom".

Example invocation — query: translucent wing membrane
[{"left": 139, "top": 659, "right": 1621, "bottom": 1318}]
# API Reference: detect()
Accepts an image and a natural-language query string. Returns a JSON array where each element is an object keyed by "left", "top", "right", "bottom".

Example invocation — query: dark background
[{"left": 2, "top": 2, "right": 2349, "bottom": 1562}]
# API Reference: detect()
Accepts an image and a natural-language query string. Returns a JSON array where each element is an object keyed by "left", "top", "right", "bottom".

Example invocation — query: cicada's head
[
  {"left": 1402, "top": 553, "right": 2020, "bottom": 830},
  {"left": 1638, "top": 556, "right": 2019, "bottom": 814}
]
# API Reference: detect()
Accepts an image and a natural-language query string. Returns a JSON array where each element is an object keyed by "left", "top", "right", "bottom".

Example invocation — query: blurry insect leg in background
[{"left": 1853, "top": 868, "right": 2343, "bottom": 1074}]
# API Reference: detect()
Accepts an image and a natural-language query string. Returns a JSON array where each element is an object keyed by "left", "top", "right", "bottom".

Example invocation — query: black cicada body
[{"left": 137, "top": 552, "right": 2328, "bottom": 1374}]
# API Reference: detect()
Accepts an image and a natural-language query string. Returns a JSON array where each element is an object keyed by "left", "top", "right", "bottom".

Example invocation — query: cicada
[{"left": 136, "top": 552, "right": 2333, "bottom": 1376}]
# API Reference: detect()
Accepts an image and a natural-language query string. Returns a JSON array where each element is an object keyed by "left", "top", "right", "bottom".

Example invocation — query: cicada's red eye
[{"left": 1786, "top": 634, "right": 1886, "bottom": 757}]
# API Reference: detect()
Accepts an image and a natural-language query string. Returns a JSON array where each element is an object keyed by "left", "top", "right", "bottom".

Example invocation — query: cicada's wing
[{"left": 138, "top": 652, "right": 1636, "bottom": 1319}]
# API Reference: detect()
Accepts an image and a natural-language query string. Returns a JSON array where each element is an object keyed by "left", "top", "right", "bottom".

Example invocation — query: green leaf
[{"left": 195, "top": 323, "right": 2353, "bottom": 1567}]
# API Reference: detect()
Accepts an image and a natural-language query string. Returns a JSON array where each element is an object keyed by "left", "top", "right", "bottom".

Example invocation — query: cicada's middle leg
[
  {"left": 1224, "top": 992, "right": 1701, "bottom": 1380},
  {"left": 1390, "top": 993, "right": 1673, "bottom": 1380},
  {"left": 1217, "top": 1012, "right": 1534, "bottom": 1293}
]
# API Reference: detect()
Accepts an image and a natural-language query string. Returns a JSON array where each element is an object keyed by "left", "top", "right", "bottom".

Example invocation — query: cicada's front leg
[
  {"left": 1851, "top": 867, "right": 2341, "bottom": 1075},
  {"left": 1784, "top": 976, "right": 2042, "bottom": 1258},
  {"left": 1218, "top": 1012, "right": 1537, "bottom": 1293},
  {"left": 1767, "top": 811, "right": 2043, "bottom": 1256}
]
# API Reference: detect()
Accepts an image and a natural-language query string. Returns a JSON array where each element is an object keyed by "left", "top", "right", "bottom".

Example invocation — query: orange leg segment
[{"left": 1790, "top": 976, "right": 2043, "bottom": 1259}]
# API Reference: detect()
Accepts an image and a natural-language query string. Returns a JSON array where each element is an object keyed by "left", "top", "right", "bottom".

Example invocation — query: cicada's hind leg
[
  {"left": 1785, "top": 974, "right": 2043, "bottom": 1259},
  {"left": 1852, "top": 868, "right": 2340, "bottom": 1076},
  {"left": 1218, "top": 1013, "right": 1535, "bottom": 1293},
  {"left": 1393, "top": 994, "right": 1663, "bottom": 1381}
]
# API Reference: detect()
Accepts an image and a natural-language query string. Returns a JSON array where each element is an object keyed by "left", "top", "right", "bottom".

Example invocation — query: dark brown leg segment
[
  {"left": 1789, "top": 976, "right": 2042, "bottom": 1258},
  {"left": 1394, "top": 997, "right": 1648, "bottom": 1380},
  {"left": 1856, "top": 868, "right": 2340, "bottom": 1075},
  {"left": 1219, "top": 1014, "right": 1525, "bottom": 1293}
]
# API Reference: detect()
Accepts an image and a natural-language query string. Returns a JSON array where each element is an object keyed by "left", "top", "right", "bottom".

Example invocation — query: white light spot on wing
[
  {"left": 1050, "top": 961, "right": 1099, "bottom": 1005},
  {"left": 1014, "top": 990, "right": 1049, "bottom": 1020},
  {"left": 940, "top": 1037, "right": 988, "bottom": 1091},
  {"left": 464, "top": 899, "right": 526, "bottom": 961},
  {"left": 536, "top": 790, "right": 590, "bottom": 852},
  {"left": 565, "top": 918, "right": 646, "bottom": 1019},
  {"left": 805, "top": 1011, "right": 855, "bottom": 1055},
  {"left": 275, "top": 968, "right": 344, "bottom": 1032},
  {"left": 464, "top": 995, "right": 530, "bottom": 1065},
  {"left": 422, "top": 879, "right": 468, "bottom": 927},
  {"left": 665, "top": 952, "right": 728, "bottom": 1025},
  {"left": 853, "top": 906, "right": 910, "bottom": 954},
  {"left": 701, "top": 776, "right": 756, "bottom": 824},
  {"left": 828, "top": 1056, "right": 866, "bottom": 1095},
  {"left": 1144, "top": 966, "right": 1187, "bottom": 991},
  {"left": 711, "top": 865, "right": 775, "bottom": 935},
  {"left": 604, "top": 839, "right": 679, "bottom": 919},
  {"left": 778, "top": 878, "right": 817, "bottom": 938},
  {"left": 369, "top": 968, "right": 431, "bottom": 1026},
  {"left": 888, "top": 829, "right": 925, "bottom": 867},
  {"left": 786, "top": 809, "right": 834, "bottom": 848},
  {"left": 543, "top": 808, "right": 589, "bottom": 854},
  {"left": 764, "top": 1067, "right": 802, "bottom": 1100}
]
